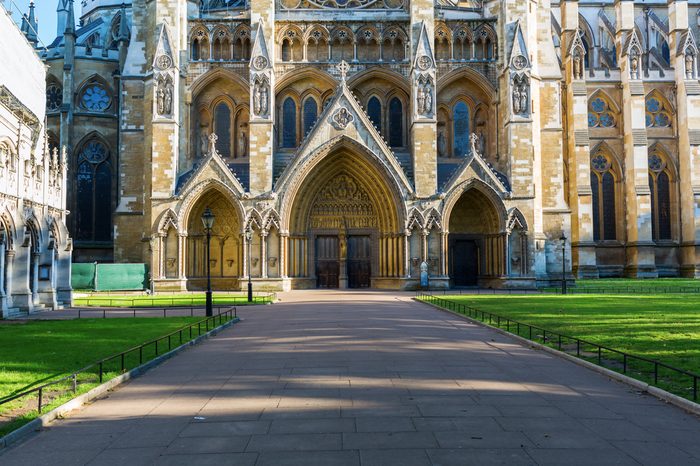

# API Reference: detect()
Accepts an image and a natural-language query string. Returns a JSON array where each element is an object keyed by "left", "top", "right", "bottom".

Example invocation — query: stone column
[
  {"left": 260, "top": 231, "right": 268, "bottom": 278},
  {"left": 280, "top": 232, "right": 288, "bottom": 278},
  {"left": 616, "top": 0, "right": 657, "bottom": 277},
  {"left": 5, "top": 250, "right": 14, "bottom": 310},
  {"left": 668, "top": 0, "right": 700, "bottom": 277},
  {"left": 562, "top": 0, "right": 598, "bottom": 278},
  {"left": 404, "top": 230, "right": 411, "bottom": 278},
  {"left": 242, "top": 233, "right": 249, "bottom": 281}
]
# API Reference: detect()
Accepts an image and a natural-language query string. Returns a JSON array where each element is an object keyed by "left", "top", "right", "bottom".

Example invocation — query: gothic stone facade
[
  {"left": 40, "top": 0, "right": 700, "bottom": 290},
  {"left": 1, "top": 4, "right": 71, "bottom": 316}
]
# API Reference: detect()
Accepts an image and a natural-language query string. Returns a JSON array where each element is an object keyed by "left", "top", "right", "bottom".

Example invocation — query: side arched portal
[
  {"left": 185, "top": 189, "right": 243, "bottom": 290},
  {"left": 446, "top": 186, "right": 506, "bottom": 286},
  {"left": 285, "top": 149, "right": 403, "bottom": 289}
]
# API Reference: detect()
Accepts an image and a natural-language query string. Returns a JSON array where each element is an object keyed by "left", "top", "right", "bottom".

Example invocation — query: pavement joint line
[
  {"left": 415, "top": 297, "right": 700, "bottom": 418},
  {"left": 0, "top": 316, "right": 240, "bottom": 451}
]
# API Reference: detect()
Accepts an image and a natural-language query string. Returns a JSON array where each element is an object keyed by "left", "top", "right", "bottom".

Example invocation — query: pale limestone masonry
[
  {"left": 1, "top": 3, "right": 72, "bottom": 315},
  {"left": 30, "top": 0, "right": 700, "bottom": 290}
]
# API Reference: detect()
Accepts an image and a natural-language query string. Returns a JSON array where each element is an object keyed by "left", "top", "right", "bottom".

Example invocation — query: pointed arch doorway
[{"left": 285, "top": 147, "right": 403, "bottom": 289}]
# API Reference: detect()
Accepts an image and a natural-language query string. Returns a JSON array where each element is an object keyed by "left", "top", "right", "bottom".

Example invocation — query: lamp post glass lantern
[
  {"left": 560, "top": 232, "right": 567, "bottom": 295},
  {"left": 202, "top": 207, "right": 215, "bottom": 316},
  {"left": 245, "top": 227, "right": 253, "bottom": 302}
]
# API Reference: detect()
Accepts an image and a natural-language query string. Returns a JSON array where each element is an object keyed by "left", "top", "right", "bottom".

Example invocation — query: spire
[
  {"left": 117, "top": 4, "right": 130, "bottom": 42},
  {"left": 64, "top": 0, "right": 75, "bottom": 36},
  {"left": 22, "top": 2, "right": 38, "bottom": 46},
  {"left": 56, "top": 0, "right": 69, "bottom": 36}
]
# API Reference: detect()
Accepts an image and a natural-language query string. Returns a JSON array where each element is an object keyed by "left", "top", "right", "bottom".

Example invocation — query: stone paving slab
[{"left": 2, "top": 290, "right": 700, "bottom": 465}]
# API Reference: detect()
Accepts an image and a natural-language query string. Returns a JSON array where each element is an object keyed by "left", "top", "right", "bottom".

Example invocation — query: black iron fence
[
  {"left": 75, "top": 306, "right": 234, "bottom": 319},
  {"left": 0, "top": 308, "right": 238, "bottom": 416},
  {"left": 75, "top": 292, "right": 276, "bottom": 308},
  {"left": 418, "top": 293, "right": 699, "bottom": 403}
]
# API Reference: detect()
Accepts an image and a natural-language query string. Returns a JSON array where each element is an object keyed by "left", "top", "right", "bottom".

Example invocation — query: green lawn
[
  {"left": 0, "top": 317, "right": 208, "bottom": 435},
  {"left": 74, "top": 293, "right": 274, "bottom": 307},
  {"left": 422, "top": 293, "right": 700, "bottom": 399}
]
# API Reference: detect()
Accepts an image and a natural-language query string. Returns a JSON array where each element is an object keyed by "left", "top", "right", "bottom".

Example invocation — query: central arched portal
[{"left": 286, "top": 149, "right": 403, "bottom": 289}]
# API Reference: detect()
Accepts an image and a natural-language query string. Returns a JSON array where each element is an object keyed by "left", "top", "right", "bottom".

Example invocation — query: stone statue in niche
[
  {"left": 237, "top": 124, "right": 248, "bottom": 158},
  {"left": 519, "top": 82, "right": 528, "bottom": 114},
  {"left": 512, "top": 83, "right": 521, "bottom": 114},
  {"left": 339, "top": 230, "right": 347, "bottom": 260},
  {"left": 686, "top": 50, "right": 695, "bottom": 79},
  {"left": 573, "top": 51, "right": 583, "bottom": 80},
  {"left": 629, "top": 51, "right": 640, "bottom": 79},
  {"left": 437, "top": 130, "right": 446, "bottom": 158},
  {"left": 423, "top": 83, "right": 432, "bottom": 115},
  {"left": 156, "top": 77, "right": 173, "bottom": 116},
  {"left": 253, "top": 80, "right": 269, "bottom": 117},
  {"left": 199, "top": 126, "right": 209, "bottom": 157},
  {"left": 477, "top": 128, "right": 486, "bottom": 155},
  {"left": 164, "top": 84, "right": 172, "bottom": 115},
  {"left": 416, "top": 86, "right": 425, "bottom": 115}
]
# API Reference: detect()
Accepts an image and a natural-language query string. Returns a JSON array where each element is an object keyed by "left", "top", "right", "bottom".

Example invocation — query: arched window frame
[
  {"left": 279, "top": 94, "right": 299, "bottom": 148},
  {"left": 232, "top": 25, "right": 251, "bottom": 61},
  {"left": 46, "top": 76, "right": 63, "bottom": 113},
  {"left": 366, "top": 95, "right": 383, "bottom": 133},
  {"left": 211, "top": 98, "right": 237, "bottom": 158},
  {"left": 381, "top": 27, "right": 407, "bottom": 62},
  {"left": 453, "top": 26, "right": 472, "bottom": 61},
  {"left": 330, "top": 27, "right": 354, "bottom": 62},
  {"left": 279, "top": 27, "right": 303, "bottom": 62},
  {"left": 305, "top": 26, "right": 330, "bottom": 62},
  {"left": 587, "top": 92, "right": 618, "bottom": 128},
  {"left": 73, "top": 134, "right": 113, "bottom": 242},
  {"left": 190, "top": 27, "right": 210, "bottom": 61},
  {"left": 212, "top": 27, "right": 232, "bottom": 61},
  {"left": 357, "top": 27, "right": 380, "bottom": 62},
  {"left": 452, "top": 99, "right": 471, "bottom": 157},
  {"left": 434, "top": 24, "right": 452, "bottom": 61},
  {"left": 589, "top": 147, "right": 620, "bottom": 241},
  {"left": 387, "top": 94, "right": 406, "bottom": 148},
  {"left": 645, "top": 91, "right": 673, "bottom": 128},
  {"left": 76, "top": 75, "right": 113, "bottom": 113},
  {"left": 648, "top": 146, "right": 676, "bottom": 241},
  {"left": 301, "top": 95, "right": 319, "bottom": 137}
]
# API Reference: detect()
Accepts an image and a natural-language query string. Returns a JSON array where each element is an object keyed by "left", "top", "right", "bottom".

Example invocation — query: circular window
[
  {"left": 80, "top": 140, "right": 108, "bottom": 163},
  {"left": 80, "top": 84, "right": 111, "bottom": 112},
  {"left": 46, "top": 84, "right": 62, "bottom": 111}
]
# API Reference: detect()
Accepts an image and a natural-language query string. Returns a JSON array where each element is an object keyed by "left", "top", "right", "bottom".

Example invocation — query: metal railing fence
[
  {"left": 75, "top": 292, "right": 276, "bottom": 308},
  {"left": 418, "top": 293, "right": 699, "bottom": 403}
]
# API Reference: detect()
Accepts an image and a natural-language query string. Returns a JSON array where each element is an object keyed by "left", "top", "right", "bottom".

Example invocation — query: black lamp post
[
  {"left": 245, "top": 227, "right": 253, "bottom": 303},
  {"left": 201, "top": 207, "right": 215, "bottom": 316},
  {"left": 560, "top": 232, "right": 567, "bottom": 295}
]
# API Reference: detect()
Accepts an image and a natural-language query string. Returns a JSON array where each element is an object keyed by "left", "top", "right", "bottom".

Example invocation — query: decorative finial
[{"left": 337, "top": 60, "right": 349, "bottom": 83}]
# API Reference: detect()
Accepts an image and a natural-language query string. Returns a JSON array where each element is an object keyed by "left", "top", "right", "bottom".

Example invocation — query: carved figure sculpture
[
  {"left": 630, "top": 52, "right": 639, "bottom": 79},
  {"left": 416, "top": 86, "right": 425, "bottom": 115},
  {"left": 437, "top": 130, "right": 446, "bottom": 157},
  {"left": 156, "top": 86, "right": 165, "bottom": 115},
  {"left": 260, "top": 85, "right": 268, "bottom": 115},
  {"left": 423, "top": 84, "right": 432, "bottom": 114},
  {"left": 512, "top": 84, "right": 521, "bottom": 114},
  {"left": 254, "top": 84, "right": 262, "bottom": 115},
  {"left": 238, "top": 126, "right": 248, "bottom": 158},
  {"left": 686, "top": 51, "right": 695, "bottom": 79},
  {"left": 469, "top": 132, "right": 479, "bottom": 155},
  {"left": 163, "top": 84, "right": 172, "bottom": 116},
  {"left": 199, "top": 126, "right": 209, "bottom": 157},
  {"left": 573, "top": 52, "right": 583, "bottom": 80}
]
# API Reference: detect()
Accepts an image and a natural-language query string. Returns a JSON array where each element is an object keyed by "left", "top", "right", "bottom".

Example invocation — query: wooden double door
[{"left": 315, "top": 235, "right": 371, "bottom": 289}]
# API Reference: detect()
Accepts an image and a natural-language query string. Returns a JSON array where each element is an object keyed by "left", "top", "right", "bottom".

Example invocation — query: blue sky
[{"left": 6, "top": 0, "right": 66, "bottom": 47}]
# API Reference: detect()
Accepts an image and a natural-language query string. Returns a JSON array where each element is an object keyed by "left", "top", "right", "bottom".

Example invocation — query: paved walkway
[{"left": 2, "top": 291, "right": 700, "bottom": 465}]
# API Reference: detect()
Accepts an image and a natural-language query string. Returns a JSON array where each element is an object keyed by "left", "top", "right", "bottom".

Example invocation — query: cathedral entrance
[{"left": 284, "top": 147, "right": 403, "bottom": 289}]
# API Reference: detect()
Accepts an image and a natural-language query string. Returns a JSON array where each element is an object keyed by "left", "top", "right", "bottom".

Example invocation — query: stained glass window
[
  {"left": 590, "top": 151, "right": 617, "bottom": 241},
  {"left": 80, "top": 84, "right": 111, "bottom": 112},
  {"left": 453, "top": 101, "right": 470, "bottom": 157},
  {"left": 588, "top": 97, "right": 616, "bottom": 128},
  {"left": 388, "top": 98, "right": 402, "bottom": 147},
  {"left": 645, "top": 95, "right": 672, "bottom": 128},
  {"left": 303, "top": 98, "right": 318, "bottom": 136},
  {"left": 75, "top": 139, "right": 111, "bottom": 242},
  {"left": 648, "top": 151, "right": 672, "bottom": 241},
  {"left": 282, "top": 97, "right": 297, "bottom": 148},
  {"left": 367, "top": 97, "right": 382, "bottom": 132},
  {"left": 46, "top": 84, "right": 62, "bottom": 112},
  {"left": 214, "top": 103, "right": 231, "bottom": 157}
]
